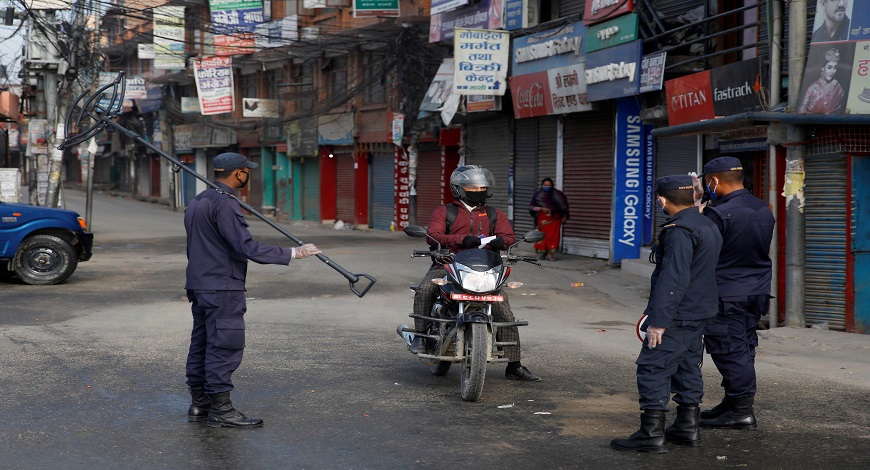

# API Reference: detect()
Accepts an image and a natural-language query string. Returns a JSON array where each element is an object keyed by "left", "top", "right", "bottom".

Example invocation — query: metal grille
[
  {"left": 807, "top": 126, "right": 870, "bottom": 155},
  {"left": 513, "top": 119, "right": 538, "bottom": 234}
]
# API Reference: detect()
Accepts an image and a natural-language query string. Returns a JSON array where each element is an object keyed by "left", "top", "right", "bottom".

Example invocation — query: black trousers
[
  {"left": 185, "top": 290, "right": 247, "bottom": 394},
  {"left": 636, "top": 319, "right": 711, "bottom": 410}
]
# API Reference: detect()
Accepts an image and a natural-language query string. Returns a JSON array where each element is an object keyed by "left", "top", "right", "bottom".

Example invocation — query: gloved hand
[
  {"left": 488, "top": 237, "right": 506, "bottom": 250},
  {"left": 293, "top": 243, "right": 321, "bottom": 259},
  {"left": 462, "top": 236, "right": 482, "bottom": 248}
]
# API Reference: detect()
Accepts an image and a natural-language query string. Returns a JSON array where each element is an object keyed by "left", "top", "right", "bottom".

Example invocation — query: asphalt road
[{"left": 1, "top": 190, "right": 868, "bottom": 469}]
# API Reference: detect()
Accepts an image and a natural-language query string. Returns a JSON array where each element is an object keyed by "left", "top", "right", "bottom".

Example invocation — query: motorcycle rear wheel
[{"left": 460, "top": 323, "right": 490, "bottom": 402}]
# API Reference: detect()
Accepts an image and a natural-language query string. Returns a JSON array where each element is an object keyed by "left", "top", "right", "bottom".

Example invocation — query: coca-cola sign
[{"left": 510, "top": 72, "right": 548, "bottom": 118}]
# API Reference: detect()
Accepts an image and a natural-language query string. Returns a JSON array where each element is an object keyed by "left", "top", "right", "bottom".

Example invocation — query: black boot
[
  {"left": 410, "top": 336, "right": 426, "bottom": 355},
  {"left": 187, "top": 386, "right": 211, "bottom": 422},
  {"left": 700, "top": 396, "right": 757, "bottom": 430},
  {"left": 700, "top": 396, "right": 734, "bottom": 419},
  {"left": 665, "top": 403, "right": 700, "bottom": 446},
  {"left": 610, "top": 410, "right": 667, "bottom": 453},
  {"left": 206, "top": 392, "right": 264, "bottom": 428}
]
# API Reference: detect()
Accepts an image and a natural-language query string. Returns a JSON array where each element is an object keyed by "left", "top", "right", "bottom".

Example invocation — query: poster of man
[
  {"left": 797, "top": 42, "right": 856, "bottom": 114},
  {"left": 812, "top": 0, "right": 853, "bottom": 42}
]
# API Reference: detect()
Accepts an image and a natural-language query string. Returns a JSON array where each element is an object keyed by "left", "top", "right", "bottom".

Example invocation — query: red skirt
[{"left": 534, "top": 212, "right": 562, "bottom": 252}]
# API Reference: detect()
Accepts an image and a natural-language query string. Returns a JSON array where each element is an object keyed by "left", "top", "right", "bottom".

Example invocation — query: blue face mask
[
  {"left": 705, "top": 180, "right": 719, "bottom": 201},
  {"left": 542, "top": 186, "right": 552, "bottom": 191},
  {"left": 656, "top": 198, "right": 667, "bottom": 215}
]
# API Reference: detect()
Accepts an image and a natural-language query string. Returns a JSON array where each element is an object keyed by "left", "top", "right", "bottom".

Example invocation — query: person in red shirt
[{"left": 410, "top": 165, "right": 541, "bottom": 381}]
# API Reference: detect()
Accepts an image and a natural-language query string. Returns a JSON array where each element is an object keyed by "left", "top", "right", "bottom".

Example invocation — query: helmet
[{"left": 450, "top": 165, "right": 495, "bottom": 203}]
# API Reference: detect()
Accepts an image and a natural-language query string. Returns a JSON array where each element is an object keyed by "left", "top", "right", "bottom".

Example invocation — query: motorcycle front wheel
[{"left": 460, "top": 323, "right": 491, "bottom": 402}]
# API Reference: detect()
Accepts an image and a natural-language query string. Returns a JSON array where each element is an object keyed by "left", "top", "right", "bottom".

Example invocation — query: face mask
[
  {"left": 657, "top": 198, "right": 667, "bottom": 215},
  {"left": 465, "top": 191, "right": 488, "bottom": 206},
  {"left": 705, "top": 179, "right": 719, "bottom": 201},
  {"left": 238, "top": 170, "right": 250, "bottom": 189},
  {"left": 542, "top": 186, "right": 552, "bottom": 191}
]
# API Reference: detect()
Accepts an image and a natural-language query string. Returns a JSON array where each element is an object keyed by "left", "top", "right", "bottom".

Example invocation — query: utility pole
[{"left": 785, "top": 0, "right": 807, "bottom": 328}]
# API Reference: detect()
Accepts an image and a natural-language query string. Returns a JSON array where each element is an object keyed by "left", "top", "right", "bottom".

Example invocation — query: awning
[{"left": 651, "top": 112, "right": 870, "bottom": 137}]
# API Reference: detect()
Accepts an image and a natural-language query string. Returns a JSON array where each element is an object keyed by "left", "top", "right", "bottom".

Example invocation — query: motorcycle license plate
[{"left": 450, "top": 293, "right": 504, "bottom": 302}]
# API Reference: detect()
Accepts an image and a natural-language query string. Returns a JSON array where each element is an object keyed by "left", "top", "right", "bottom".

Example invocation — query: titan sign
[{"left": 665, "top": 59, "right": 763, "bottom": 126}]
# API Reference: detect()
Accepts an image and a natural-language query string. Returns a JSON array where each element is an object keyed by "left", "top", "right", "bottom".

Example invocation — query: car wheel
[{"left": 13, "top": 234, "right": 78, "bottom": 285}]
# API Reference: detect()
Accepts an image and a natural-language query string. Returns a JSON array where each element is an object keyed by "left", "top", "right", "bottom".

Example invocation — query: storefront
[{"left": 465, "top": 116, "right": 511, "bottom": 213}]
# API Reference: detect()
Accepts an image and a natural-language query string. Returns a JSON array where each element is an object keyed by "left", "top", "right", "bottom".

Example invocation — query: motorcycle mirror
[
  {"left": 523, "top": 230, "right": 545, "bottom": 243},
  {"left": 403, "top": 225, "right": 428, "bottom": 238}
]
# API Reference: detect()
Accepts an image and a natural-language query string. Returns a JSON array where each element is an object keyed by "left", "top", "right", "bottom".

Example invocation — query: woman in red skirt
[{"left": 529, "top": 178, "right": 569, "bottom": 261}]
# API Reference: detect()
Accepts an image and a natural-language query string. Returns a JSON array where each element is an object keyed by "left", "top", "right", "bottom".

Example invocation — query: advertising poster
[
  {"left": 454, "top": 29, "right": 510, "bottom": 96},
  {"left": 153, "top": 6, "right": 185, "bottom": 69},
  {"left": 420, "top": 59, "right": 455, "bottom": 112},
  {"left": 210, "top": 0, "right": 264, "bottom": 56},
  {"left": 193, "top": 56, "right": 235, "bottom": 115},
  {"left": 612, "top": 97, "right": 645, "bottom": 264},
  {"left": 429, "top": 0, "right": 504, "bottom": 43}
]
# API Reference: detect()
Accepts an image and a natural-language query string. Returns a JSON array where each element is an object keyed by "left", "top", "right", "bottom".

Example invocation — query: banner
[
  {"left": 193, "top": 56, "right": 235, "bottom": 115},
  {"left": 354, "top": 0, "right": 400, "bottom": 18},
  {"left": 429, "top": 0, "right": 504, "bottom": 43},
  {"left": 210, "top": 0, "right": 264, "bottom": 56},
  {"left": 612, "top": 97, "right": 644, "bottom": 263},
  {"left": 453, "top": 29, "right": 509, "bottom": 96},
  {"left": 153, "top": 6, "right": 185, "bottom": 70}
]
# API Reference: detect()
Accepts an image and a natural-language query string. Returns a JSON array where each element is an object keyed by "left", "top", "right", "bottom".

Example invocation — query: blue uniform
[
  {"left": 637, "top": 208, "right": 722, "bottom": 410},
  {"left": 703, "top": 189, "right": 775, "bottom": 399},
  {"left": 184, "top": 182, "right": 292, "bottom": 394}
]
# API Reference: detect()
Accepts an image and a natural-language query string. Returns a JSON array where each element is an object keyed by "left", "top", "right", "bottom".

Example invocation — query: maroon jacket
[{"left": 427, "top": 200, "right": 516, "bottom": 253}]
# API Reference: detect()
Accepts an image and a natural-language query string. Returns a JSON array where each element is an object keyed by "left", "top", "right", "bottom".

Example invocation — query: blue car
[{"left": 0, "top": 202, "right": 93, "bottom": 285}]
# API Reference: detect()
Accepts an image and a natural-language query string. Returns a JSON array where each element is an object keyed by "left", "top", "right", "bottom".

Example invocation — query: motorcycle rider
[{"left": 410, "top": 165, "right": 542, "bottom": 382}]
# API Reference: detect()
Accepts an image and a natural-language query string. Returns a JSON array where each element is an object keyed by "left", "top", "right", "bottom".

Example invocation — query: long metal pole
[
  {"left": 767, "top": 0, "right": 783, "bottom": 329},
  {"left": 784, "top": 0, "right": 807, "bottom": 328}
]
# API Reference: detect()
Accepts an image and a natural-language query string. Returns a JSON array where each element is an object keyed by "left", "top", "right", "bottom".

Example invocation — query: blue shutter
[{"left": 370, "top": 152, "right": 394, "bottom": 231}]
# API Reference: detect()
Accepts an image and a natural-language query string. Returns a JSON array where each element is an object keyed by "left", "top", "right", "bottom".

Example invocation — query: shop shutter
[
  {"left": 370, "top": 152, "right": 394, "bottom": 230},
  {"left": 513, "top": 119, "right": 538, "bottom": 234},
  {"left": 417, "top": 147, "right": 445, "bottom": 225},
  {"left": 537, "top": 117, "right": 558, "bottom": 186},
  {"left": 560, "top": 0, "right": 584, "bottom": 19},
  {"left": 301, "top": 156, "right": 320, "bottom": 221},
  {"left": 653, "top": 136, "right": 698, "bottom": 240},
  {"left": 466, "top": 117, "right": 511, "bottom": 213},
  {"left": 562, "top": 108, "right": 614, "bottom": 259},
  {"left": 335, "top": 153, "right": 355, "bottom": 224},
  {"left": 804, "top": 154, "right": 848, "bottom": 330},
  {"left": 248, "top": 153, "right": 263, "bottom": 213}
]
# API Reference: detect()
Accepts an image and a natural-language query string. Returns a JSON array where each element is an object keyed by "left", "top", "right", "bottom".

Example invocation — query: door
[{"left": 370, "top": 151, "right": 394, "bottom": 230}]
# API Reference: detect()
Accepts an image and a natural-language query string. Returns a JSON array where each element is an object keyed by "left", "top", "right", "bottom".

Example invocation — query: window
[
  {"left": 362, "top": 52, "right": 386, "bottom": 104},
  {"left": 266, "top": 68, "right": 283, "bottom": 100},
  {"left": 325, "top": 57, "right": 347, "bottom": 98},
  {"left": 242, "top": 73, "right": 257, "bottom": 99}
]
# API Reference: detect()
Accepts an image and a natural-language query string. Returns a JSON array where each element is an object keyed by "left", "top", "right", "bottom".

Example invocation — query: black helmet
[{"left": 450, "top": 165, "right": 495, "bottom": 203}]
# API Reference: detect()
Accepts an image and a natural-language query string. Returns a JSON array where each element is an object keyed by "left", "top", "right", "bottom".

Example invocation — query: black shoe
[
  {"left": 410, "top": 336, "right": 426, "bottom": 355},
  {"left": 187, "top": 386, "right": 211, "bottom": 422},
  {"left": 664, "top": 404, "right": 701, "bottom": 446},
  {"left": 699, "top": 397, "right": 757, "bottom": 430},
  {"left": 611, "top": 410, "right": 667, "bottom": 453},
  {"left": 700, "top": 397, "right": 734, "bottom": 420},
  {"left": 206, "top": 392, "right": 264, "bottom": 429},
  {"left": 505, "top": 365, "right": 542, "bottom": 382}
]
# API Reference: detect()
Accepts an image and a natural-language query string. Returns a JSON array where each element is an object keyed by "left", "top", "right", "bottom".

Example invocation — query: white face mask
[{"left": 657, "top": 197, "right": 667, "bottom": 215}]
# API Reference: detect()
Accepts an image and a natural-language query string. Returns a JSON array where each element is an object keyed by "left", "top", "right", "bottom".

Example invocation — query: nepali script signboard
[
  {"left": 193, "top": 57, "right": 235, "bottom": 115},
  {"left": 453, "top": 29, "right": 510, "bottom": 96},
  {"left": 153, "top": 6, "right": 185, "bottom": 70},
  {"left": 209, "top": 0, "right": 264, "bottom": 56}
]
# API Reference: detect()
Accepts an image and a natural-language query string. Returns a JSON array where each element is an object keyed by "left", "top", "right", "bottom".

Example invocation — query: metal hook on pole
[{"left": 59, "top": 71, "right": 376, "bottom": 298}]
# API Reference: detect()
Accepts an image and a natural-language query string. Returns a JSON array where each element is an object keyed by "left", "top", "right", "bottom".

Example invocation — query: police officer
[
  {"left": 611, "top": 175, "right": 722, "bottom": 453},
  {"left": 697, "top": 156, "right": 775, "bottom": 430},
  {"left": 410, "top": 165, "right": 541, "bottom": 382},
  {"left": 184, "top": 152, "right": 321, "bottom": 428}
]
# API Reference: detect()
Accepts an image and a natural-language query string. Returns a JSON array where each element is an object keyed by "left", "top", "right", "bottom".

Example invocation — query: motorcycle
[{"left": 397, "top": 225, "right": 545, "bottom": 401}]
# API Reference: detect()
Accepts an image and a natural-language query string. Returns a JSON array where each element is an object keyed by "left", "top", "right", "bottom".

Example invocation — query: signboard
[
  {"left": 431, "top": 0, "right": 467, "bottom": 15},
  {"left": 255, "top": 16, "right": 299, "bottom": 49},
  {"left": 138, "top": 43, "right": 154, "bottom": 59},
  {"left": 504, "top": 0, "right": 526, "bottom": 31},
  {"left": 643, "top": 124, "right": 654, "bottom": 245},
  {"left": 242, "top": 98, "right": 280, "bottom": 117},
  {"left": 354, "top": 0, "right": 400, "bottom": 18},
  {"left": 429, "top": 0, "right": 504, "bottom": 43},
  {"left": 585, "top": 13, "right": 638, "bottom": 53},
  {"left": 317, "top": 113, "right": 354, "bottom": 145},
  {"left": 467, "top": 95, "right": 501, "bottom": 112},
  {"left": 174, "top": 124, "right": 193, "bottom": 152},
  {"left": 453, "top": 29, "right": 510, "bottom": 96},
  {"left": 210, "top": 0, "right": 264, "bottom": 56},
  {"left": 639, "top": 51, "right": 667, "bottom": 93},
  {"left": 125, "top": 76, "right": 147, "bottom": 100},
  {"left": 612, "top": 97, "right": 645, "bottom": 264},
  {"left": 510, "top": 64, "right": 592, "bottom": 118},
  {"left": 394, "top": 146, "right": 410, "bottom": 229},
  {"left": 286, "top": 119, "right": 318, "bottom": 156},
  {"left": 153, "top": 6, "right": 185, "bottom": 70},
  {"left": 665, "top": 59, "right": 762, "bottom": 125},
  {"left": 420, "top": 59, "right": 455, "bottom": 112},
  {"left": 583, "top": 0, "right": 633, "bottom": 25},
  {"left": 193, "top": 56, "right": 235, "bottom": 115},
  {"left": 510, "top": 21, "right": 585, "bottom": 77},
  {"left": 585, "top": 40, "right": 642, "bottom": 102},
  {"left": 181, "top": 97, "right": 201, "bottom": 113}
]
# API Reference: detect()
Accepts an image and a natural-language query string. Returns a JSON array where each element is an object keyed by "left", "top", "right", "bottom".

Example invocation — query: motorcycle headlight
[{"left": 459, "top": 270, "right": 499, "bottom": 293}]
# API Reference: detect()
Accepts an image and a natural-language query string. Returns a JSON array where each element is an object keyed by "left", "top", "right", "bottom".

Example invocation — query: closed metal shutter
[
  {"left": 560, "top": 0, "right": 584, "bottom": 19},
  {"left": 248, "top": 152, "right": 263, "bottom": 213},
  {"left": 653, "top": 0, "right": 705, "bottom": 20},
  {"left": 335, "top": 153, "right": 355, "bottom": 223},
  {"left": 370, "top": 152, "right": 394, "bottom": 230},
  {"left": 417, "top": 146, "right": 445, "bottom": 225},
  {"left": 653, "top": 136, "right": 697, "bottom": 240},
  {"left": 466, "top": 117, "right": 511, "bottom": 213},
  {"left": 301, "top": 156, "right": 320, "bottom": 221},
  {"left": 562, "top": 108, "right": 614, "bottom": 259},
  {"left": 804, "top": 154, "right": 848, "bottom": 330},
  {"left": 537, "top": 117, "right": 558, "bottom": 186},
  {"left": 514, "top": 119, "right": 538, "bottom": 234}
]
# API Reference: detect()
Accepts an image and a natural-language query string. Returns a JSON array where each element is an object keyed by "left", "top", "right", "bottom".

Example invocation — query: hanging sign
[
  {"left": 453, "top": 28, "right": 510, "bottom": 96},
  {"left": 193, "top": 56, "right": 235, "bottom": 115}
]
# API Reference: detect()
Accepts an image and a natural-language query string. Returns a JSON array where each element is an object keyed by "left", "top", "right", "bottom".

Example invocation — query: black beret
[
  {"left": 656, "top": 174, "right": 694, "bottom": 192},
  {"left": 213, "top": 152, "right": 258, "bottom": 171},
  {"left": 703, "top": 156, "right": 743, "bottom": 174}
]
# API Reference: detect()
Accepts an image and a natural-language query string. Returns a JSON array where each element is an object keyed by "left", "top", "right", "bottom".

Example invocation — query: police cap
[
  {"left": 703, "top": 156, "right": 743, "bottom": 174},
  {"left": 655, "top": 174, "right": 694, "bottom": 192},
  {"left": 213, "top": 152, "right": 258, "bottom": 171}
]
